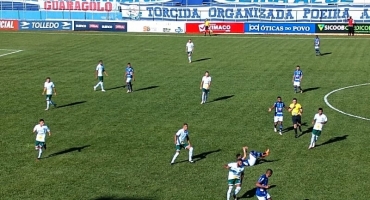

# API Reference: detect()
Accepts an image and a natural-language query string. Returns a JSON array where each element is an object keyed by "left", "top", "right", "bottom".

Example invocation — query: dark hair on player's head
[
  {"left": 183, "top": 123, "right": 188, "bottom": 126},
  {"left": 99, "top": 60, "right": 103, "bottom": 63},
  {"left": 237, "top": 158, "right": 243, "bottom": 162},
  {"left": 293, "top": 98, "right": 297, "bottom": 101},
  {"left": 39, "top": 119, "right": 44, "bottom": 122},
  {"left": 277, "top": 96, "right": 281, "bottom": 99},
  {"left": 205, "top": 71, "right": 209, "bottom": 73},
  {"left": 128, "top": 63, "right": 131, "bottom": 65},
  {"left": 296, "top": 65, "right": 300, "bottom": 68},
  {"left": 267, "top": 169, "right": 273, "bottom": 174},
  {"left": 46, "top": 77, "right": 50, "bottom": 80},
  {"left": 319, "top": 108, "right": 323, "bottom": 111},
  {"left": 236, "top": 153, "right": 241, "bottom": 158}
]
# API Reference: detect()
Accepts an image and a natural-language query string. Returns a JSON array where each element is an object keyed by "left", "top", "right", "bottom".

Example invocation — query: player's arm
[
  {"left": 103, "top": 69, "right": 108, "bottom": 76},
  {"left": 268, "top": 104, "right": 275, "bottom": 112},
  {"left": 186, "top": 135, "right": 191, "bottom": 146},
  {"left": 32, "top": 126, "right": 36, "bottom": 134},
  {"left": 132, "top": 71, "right": 135, "bottom": 81},
  {"left": 242, "top": 146, "right": 248, "bottom": 159},
  {"left": 53, "top": 86, "right": 57, "bottom": 96},
  {"left": 95, "top": 70, "right": 98, "bottom": 79},
  {"left": 174, "top": 134, "right": 178, "bottom": 145},
  {"left": 223, "top": 164, "right": 230, "bottom": 169},
  {"left": 42, "top": 87, "right": 46, "bottom": 95},
  {"left": 299, "top": 106, "right": 303, "bottom": 115},
  {"left": 47, "top": 128, "right": 51, "bottom": 136},
  {"left": 200, "top": 80, "right": 203, "bottom": 89},
  {"left": 288, "top": 104, "right": 294, "bottom": 112},
  {"left": 256, "top": 180, "right": 269, "bottom": 189},
  {"left": 312, "top": 118, "right": 316, "bottom": 125},
  {"left": 185, "top": 45, "right": 188, "bottom": 52}
]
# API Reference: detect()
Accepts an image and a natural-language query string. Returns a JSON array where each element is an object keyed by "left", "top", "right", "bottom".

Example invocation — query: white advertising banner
[{"left": 127, "top": 21, "right": 185, "bottom": 33}]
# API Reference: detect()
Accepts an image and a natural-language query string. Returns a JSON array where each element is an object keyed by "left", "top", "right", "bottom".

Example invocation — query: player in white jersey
[
  {"left": 186, "top": 39, "right": 194, "bottom": 63},
  {"left": 237, "top": 146, "right": 270, "bottom": 167},
  {"left": 170, "top": 123, "right": 194, "bottom": 165},
  {"left": 200, "top": 71, "right": 212, "bottom": 104},
  {"left": 309, "top": 108, "right": 328, "bottom": 149},
  {"left": 42, "top": 77, "right": 57, "bottom": 110},
  {"left": 94, "top": 60, "right": 108, "bottom": 92},
  {"left": 33, "top": 119, "right": 51, "bottom": 161},
  {"left": 224, "top": 159, "right": 244, "bottom": 200}
]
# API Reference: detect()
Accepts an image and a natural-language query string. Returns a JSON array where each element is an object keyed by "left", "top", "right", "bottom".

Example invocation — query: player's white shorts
[
  {"left": 315, "top": 45, "right": 319, "bottom": 49},
  {"left": 126, "top": 78, "right": 132, "bottom": 83},
  {"left": 293, "top": 81, "right": 301, "bottom": 87},
  {"left": 274, "top": 116, "right": 283, "bottom": 123},
  {"left": 243, "top": 154, "right": 257, "bottom": 167},
  {"left": 256, "top": 193, "right": 271, "bottom": 200}
]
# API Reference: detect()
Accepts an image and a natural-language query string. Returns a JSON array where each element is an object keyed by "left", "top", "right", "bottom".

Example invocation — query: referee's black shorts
[
  {"left": 292, "top": 115, "right": 301, "bottom": 124},
  {"left": 348, "top": 26, "right": 354, "bottom": 34},
  {"left": 205, "top": 26, "right": 209, "bottom": 31}
]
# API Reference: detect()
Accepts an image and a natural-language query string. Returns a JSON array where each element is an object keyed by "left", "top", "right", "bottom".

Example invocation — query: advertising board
[
  {"left": 245, "top": 23, "right": 315, "bottom": 34},
  {"left": 74, "top": 21, "right": 127, "bottom": 31},
  {"left": 127, "top": 21, "right": 185, "bottom": 33},
  {"left": 186, "top": 22, "right": 244, "bottom": 34},
  {"left": 0, "top": 20, "right": 19, "bottom": 31},
  {"left": 19, "top": 21, "right": 72, "bottom": 30}
]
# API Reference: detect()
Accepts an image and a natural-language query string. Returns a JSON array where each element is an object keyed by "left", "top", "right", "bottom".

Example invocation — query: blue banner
[
  {"left": 19, "top": 21, "right": 72, "bottom": 31},
  {"left": 74, "top": 21, "right": 127, "bottom": 32},
  {"left": 244, "top": 23, "right": 315, "bottom": 34}
]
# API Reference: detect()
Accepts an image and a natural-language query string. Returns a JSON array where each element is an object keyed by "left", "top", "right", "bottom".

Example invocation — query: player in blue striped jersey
[
  {"left": 125, "top": 63, "right": 135, "bottom": 93},
  {"left": 314, "top": 35, "right": 321, "bottom": 56},
  {"left": 236, "top": 146, "right": 270, "bottom": 167},
  {"left": 292, "top": 65, "right": 303, "bottom": 93},
  {"left": 268, "top": 96, "right": 288, "bottom": 135},
  {"left": 255, "top": 169, "right": 273, "bottom": 200}
]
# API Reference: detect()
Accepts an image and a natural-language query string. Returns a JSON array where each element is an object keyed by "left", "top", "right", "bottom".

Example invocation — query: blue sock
[
  {"left": 251, "top": 151, "right": 263, "bottom": 158},
  {"left": 279, "top": 124, "right": 283, "bottom": 132}
]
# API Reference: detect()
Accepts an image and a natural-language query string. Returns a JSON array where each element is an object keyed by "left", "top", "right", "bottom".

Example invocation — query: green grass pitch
[{"left": 1, "top": 32, "right": 370, "bottom": 200}]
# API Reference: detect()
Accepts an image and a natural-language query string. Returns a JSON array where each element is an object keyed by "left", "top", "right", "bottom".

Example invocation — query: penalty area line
[
  {"left": 324, "top": 83, "right": 370, "bottom": 121},
  {"left": 0, "top": 50, "right": 23, "bottom": 58}
]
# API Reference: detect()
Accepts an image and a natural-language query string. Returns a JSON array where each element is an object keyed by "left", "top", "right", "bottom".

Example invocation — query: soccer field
[{"left": 1, "top": 32, "right": 370, "bottom": 200}]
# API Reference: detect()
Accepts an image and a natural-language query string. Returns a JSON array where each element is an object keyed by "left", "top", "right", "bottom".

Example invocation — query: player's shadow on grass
[
  {"left": 256, "top": 158, "right": 280, "bottom": 165},
  {"left": 57, "top": 101, "right": 86, "bottom": 108},
  {"left": 92, "top": 197, "right": 154, "bottom": 200},
  {"left": 282, "top": 122, "right": 307, "bottom": 133},
  {"left": 209, "top": 95, "right": 234, "bottom": 103},
  {"left": 135, "top": 85, "right": 159, "bottom": 92},
  {"left": 177, "top": 149, "right": 221, "bottom": 164},
  {"left": 240, "top": 185, "right": 276, "bottom": 199},
  {"left": 106, "top": 85, "right": 125, "bottom": 91},
  {"left": 47, "top": 145, "right": 91, "bottom": 158},
  {"left": 320, "top": 52, "right": 332, "bottom": 56},
  {"left": 303, "top": 87, "right": 320, "bottom": 93},
  {"left": 298, "top": 126, "right": 313, "bottom": 138},
  {"left": 316, "top": 135, "right": 348, "bottom": 147},
  {"left": 192, "top": 58, "right": 211, "bottom": 62}
]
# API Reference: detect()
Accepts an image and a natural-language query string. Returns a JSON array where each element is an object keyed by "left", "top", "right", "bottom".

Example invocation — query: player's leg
[
  {"left": 233, "top": 182, "right": 242, "bottom": 199},
  {"left": 292, "top": 116, "right": 298, "bottom": 138},
  {"left": 35, "top": 141, "right": 43, "bottom": 160},
  {"left": 48, "top": 95, "right": 56, "bottom": 107},
  {"left": 99, "top": 77, "right": 105, "bottom": 91},
  {"left": 266, "top": 193, "right": 272, "bottom": 200},
  {"left": 170, "top": 146, "right": 181, "bottom": 165},
  {"left": 226, "top": 180, "right": 234, "bottom": 200},
  {"left": 273, "top": 117, "right": 278, "bottom": 133},
  {"left": 278, "top": 118, "right": 283, "bottom": 135},
  {"left": 293, "top": 82, "right": 298, "bottom": 93},
  {"left": 45, "top": 95, "right": 50, "bottom": 110},
  {"left": 296, "top": 82, "right": 302, "bottom": 93},
  {"left": 94, "top": 77, "right": 102, "bottom": 89},
  {"left": 204, "top": 89, "right": 210, "bottom": 103},
  {"left": 188, "top": 52, "right": 192, "bottom": 63},
  {"left": 185, "top": 144, "right": 194, "bottom": 163},
  {"left": 126, "top": 78, "right": 132, "bottom": 93},
  {"left": 309, "top": 131, "right": 319, "bottom": 149},
  {"left": 201, "top": 88, "right": 206, "bottom": 104},
  {"left": 297, "top": 116, "right": 302, "bottom": 132}
]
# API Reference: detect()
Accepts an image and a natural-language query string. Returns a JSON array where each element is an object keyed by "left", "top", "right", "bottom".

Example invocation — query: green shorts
[
  {"left": 228, "top": 179, "right": 241, "bottom": 185},
  {"left": 202, "top": 88, "right": 210, "bottom": 93},
  {"left": 176, "top": 143, "right": 189, "bottom": 150},
  {"left": 98, "top": 76, "right": 104, "bottom": 82},
  {"left": 46, "top": 95, "right": 52, "bottom": 101},
  {"left": 312, "top": 129, "right": 322, "bottom": 136},
  {"left": 35, "top": 141, "right": 45, "bottom": 147}
]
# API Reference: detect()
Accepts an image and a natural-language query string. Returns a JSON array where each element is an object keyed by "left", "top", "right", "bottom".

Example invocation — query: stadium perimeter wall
[{"left": 1, "top": 19, "right": 370, "bottom": 35}]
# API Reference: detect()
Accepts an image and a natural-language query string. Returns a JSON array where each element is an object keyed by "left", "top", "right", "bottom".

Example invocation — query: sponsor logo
[
  {"left": 163, "top": 28, "right": 171, "bottom": 32},
  {"left": 44, "top": 1, "right": 113, "bottom": 12},
  {"left": 76, "top": 24, "right": 86, "bottom": 28},
  {"left": 199, "top": 24, "right": 231, "bottom": 32},
  {"left": 20, "top": 22, "right": 30, "bottom": 28},
  {"left": 19, "top": 21, "right": 72, "bottom": 30},
  {"left": 324, "top": 24, "right": 345, "bottom": 30},
  {"left": 102, "top": 25, "right": 113, "bottom": 29},
  {"left": 89, "top": 24, "right": 99, "bottom": 29},
  {"left": 317, "top": 24, "right": 325, "bottom": 31},
  {"left": 0, "top": 20, "right": 15, "bottom": 29},
  {"left": 143, "top": 26, "right": 150, "bottom": 31},
  {"left": 175, "top": 27, "right": 183, "bottom": 33},
  {"left": 115, "top": 24, "right": 125, "bottom": 29},
  {"left": 62, "top": 22, "right": 71, "bottom": 27},
  {"left": 249, "top": 24, "right": 259, "bottom": 31}
]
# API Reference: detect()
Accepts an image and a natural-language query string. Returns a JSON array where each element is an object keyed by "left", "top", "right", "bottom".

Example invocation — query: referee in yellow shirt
[
  {"left": 204, "top": 19, "right": 211, "bottom": 36},
  {"left": 288, "top": 98, "right": 303, "bottom": 138}
]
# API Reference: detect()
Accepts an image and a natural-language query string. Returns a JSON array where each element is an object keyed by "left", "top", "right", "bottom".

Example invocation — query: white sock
[
  {"left": 226, "top": 186, "right": 233, "bottom": 200},
  {"left": 95, "top": 82, "right": 100, "bottom": 88},
  {"left": 188, "top": 56, "right": 191, "bottom": 62},
  {"left": 171, "top": 152, "right": 179, "bottom": 163},
  {"left": 38, "top": 148, "right": 42, "bottom": 158},
  {"left": 310, "top": 134, "right": 315, "bottom": 147},
  {"left": 189, "top": 147, "right": 193, "bottom": 161},
  {"left": 234, "top": 187, "right": 241, "bottom": 195},
  {"left": 101, "top": 82, "right": 104, "bottom": 90},
  {"left": 46, "top": 101, "right": 50, "bottom": 109}
]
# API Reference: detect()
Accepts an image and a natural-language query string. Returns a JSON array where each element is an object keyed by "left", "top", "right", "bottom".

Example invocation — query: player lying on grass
[{"left": 236, "top": 146, "right": 270, "bottom": 167}]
